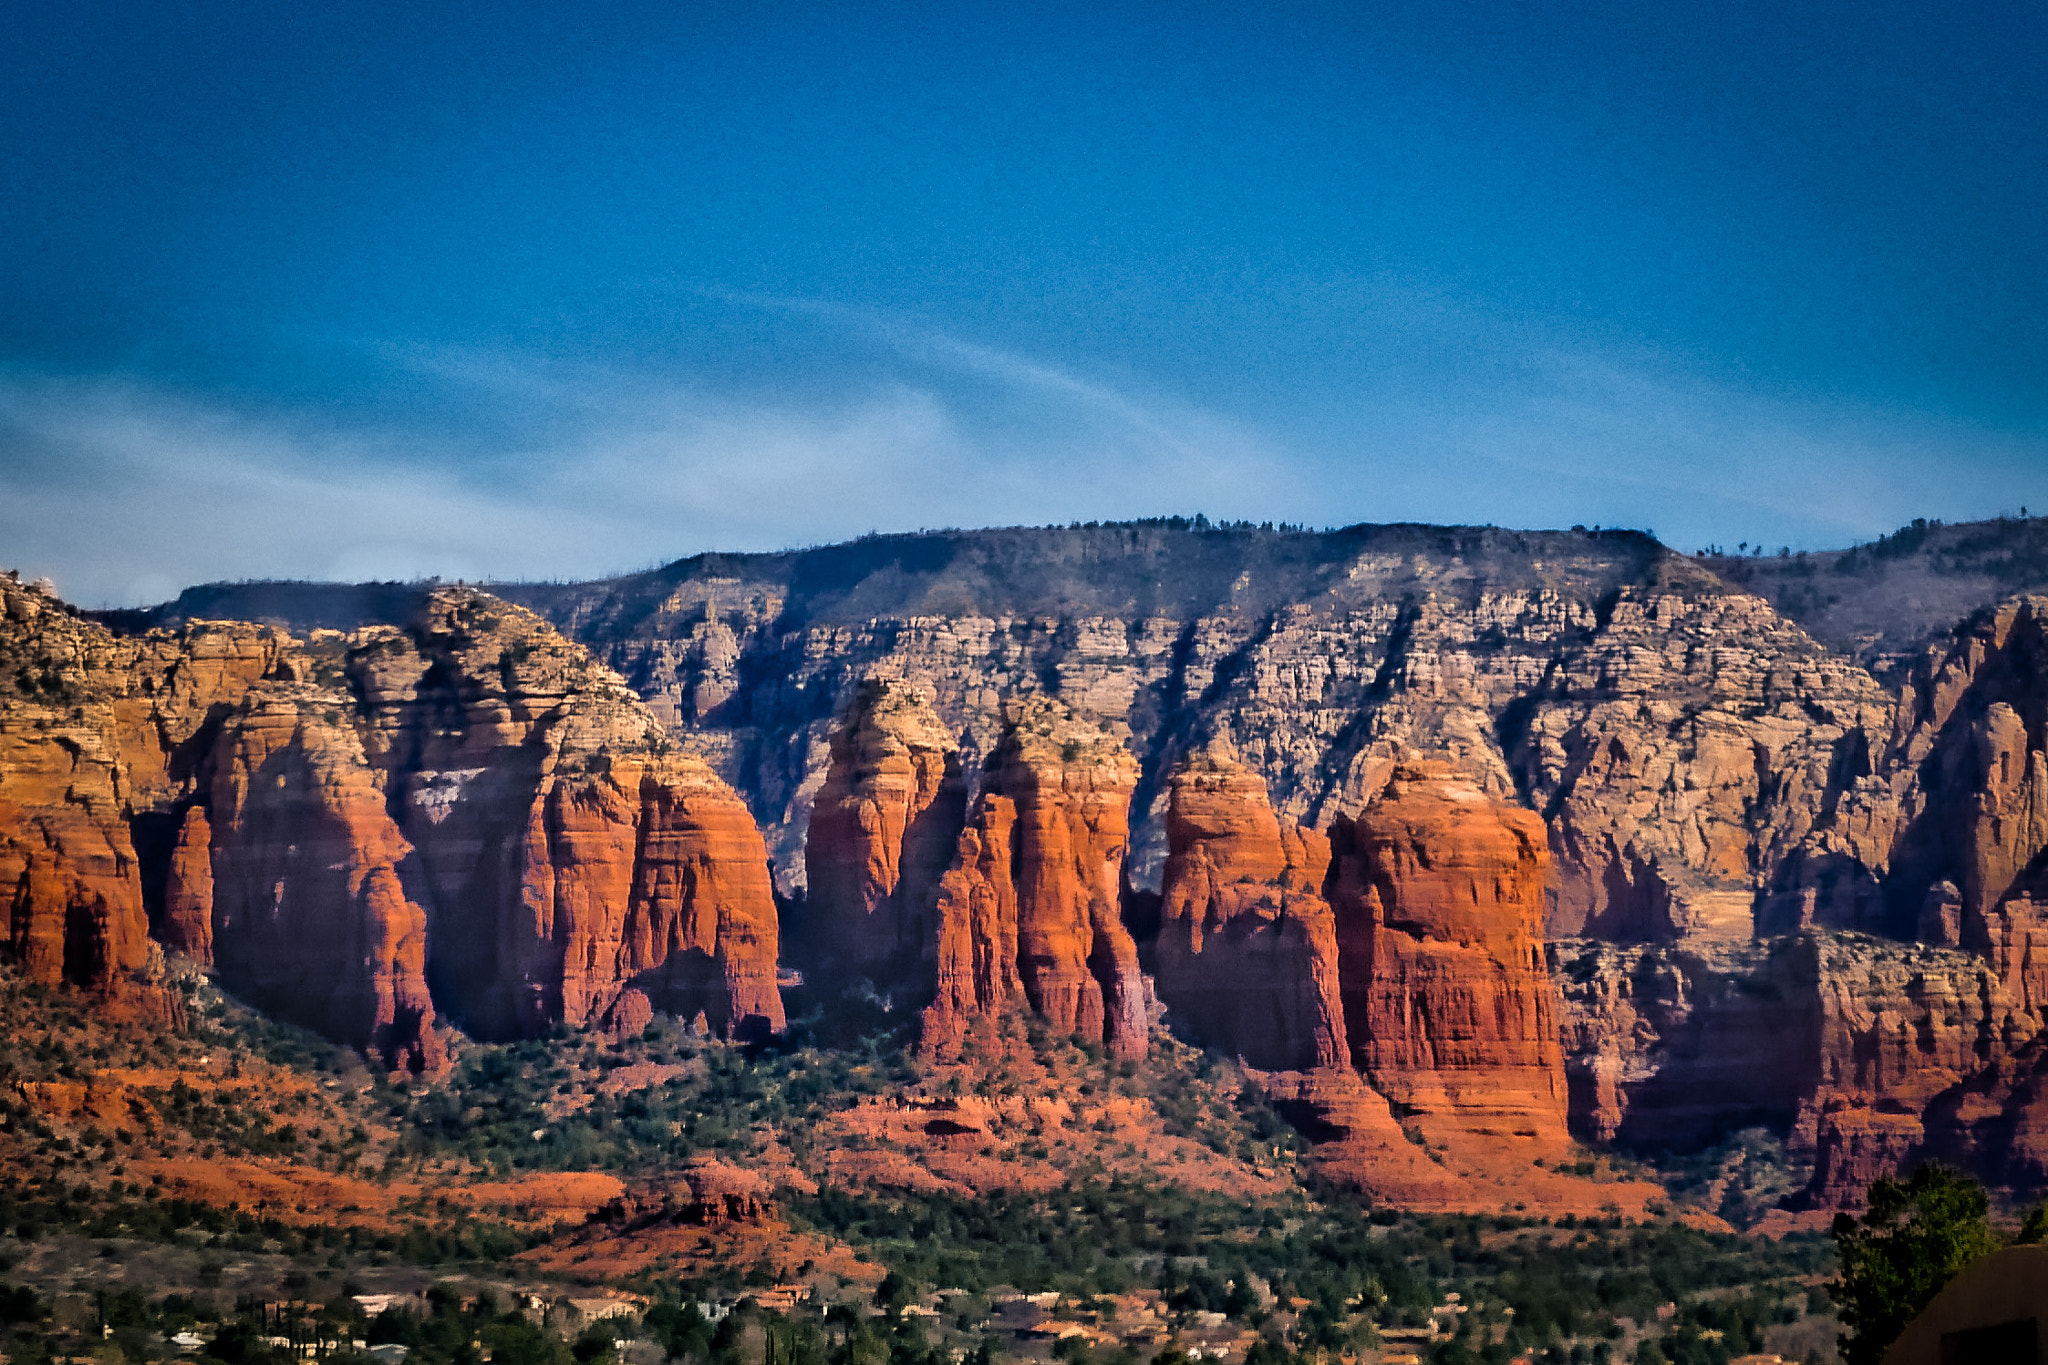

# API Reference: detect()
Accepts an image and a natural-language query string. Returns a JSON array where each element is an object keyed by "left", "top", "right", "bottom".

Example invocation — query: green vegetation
[
  {"left": 1830, "top": 1164, "right": 1999, "bottom": 1365},
  {"left": 790, "top": 1180, "right": 1834, "bottom": 1364}
]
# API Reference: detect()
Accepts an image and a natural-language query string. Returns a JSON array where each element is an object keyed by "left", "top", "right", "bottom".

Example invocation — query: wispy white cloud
[
  {"left": 2, "top": 305, "right": 2042, "bottom": 608},
  {"left": 0, "top": 343, "right": 1297, "bottom": 606}
]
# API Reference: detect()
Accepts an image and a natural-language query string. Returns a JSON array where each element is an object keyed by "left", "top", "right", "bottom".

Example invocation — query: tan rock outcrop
[
  {"left": 804, "top": 680, "right": 964, "bottom": 972},
  {"left": 925, "top": 699, "right": 1145, "bottom": 1058},
  {"left": 1154, "top": 753, "right": 1348, "bottom": 1071}
]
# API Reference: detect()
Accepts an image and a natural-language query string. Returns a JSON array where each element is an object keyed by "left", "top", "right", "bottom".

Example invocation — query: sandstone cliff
[
  {"left": 925, "top": 699, "right": 1146, "bottom": 1058},
  {"left": 206, "top": 686, "right": 442, "bottom": 1072},
  {"left": 0, "top": 574, "right": 287, "bottom": 998},
  {"left": 1326, "top": 760, "right": 1570, "bottom": 1147},
  {"left": 35, "top": 520, "right": 2048, "bottom": 1208},
  {"left": 1154, "top": 753, "right": 1347, "bottom": 1071},
  {"left": 804, "top": 680, "right": 965, "bottom": 974},
  {"left": 0, "top": 578, "right": 786, "bottom": 1061},
  {"left": 334, "top": 589, "right": 785, "bottom": 1041}
]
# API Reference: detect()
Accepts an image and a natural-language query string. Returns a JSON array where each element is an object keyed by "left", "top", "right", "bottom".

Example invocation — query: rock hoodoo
[
  {"left": 804, "top": 680, "right": 965, "bottom": 973},
  {"left": 925, "top": 698, "right": 1146, "bottom": 1058},
  {"left": 1326, "top": 760, "right": 1569, "bottom": 1142},
  {"left": 159, "top": 804, "right": 214, "bottom": 963},
  {"left": 1154, "top": 753, "right": 1348, "bottom": 1071}
]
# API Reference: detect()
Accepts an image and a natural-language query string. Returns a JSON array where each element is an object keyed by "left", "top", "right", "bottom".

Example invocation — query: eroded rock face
[
  {"left": 925, "top": 794, "right": 1022, "bottom": 1040},
  {"left": 159, "top": 804, "right": 213, "bottom": 963},
  {"left": 804, "top": 680, "right": 965, "bottom": 973},
  {"left": 1327, "top": 761, "right": 1568, "bottom": 1138},
  {"left": 1883, "top": 598, "right": 2048, "bottom": 1017},
  {"left": 337, "top": 591, "right": 784, "bottom": 1041},
  {"left": 617, "top": 759, "right": 786, "bottom": 1037},
  {"left": 207, "top": 688, "right": 442, "bottom": 1072},
  {"left": 0, "top": 579, "right": 786, "bottom": 1063},
  {"left": 924, "top": 699, "right": 1145, "bottom": 1058},
  {"left": 1154, "top": 754, "right": 1347, "bottom": 1071},
  {"left": 0, "top": 576, "right": 287, "bottom": 997},
  {"left": 1550, "top": 931, "right": 2042, "bottom": 1206},
  {"left": 1550, "top": 938, "right": 1820, "bottom": 1149}
]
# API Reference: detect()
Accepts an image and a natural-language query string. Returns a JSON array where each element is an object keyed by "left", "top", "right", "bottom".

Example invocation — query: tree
[
  {"left": 1831, "top": 1165, "right": 1998, "bottom": 1365},
  {"left": 2017, "top": 1200, "right": 2048, "bottom": 1246}
]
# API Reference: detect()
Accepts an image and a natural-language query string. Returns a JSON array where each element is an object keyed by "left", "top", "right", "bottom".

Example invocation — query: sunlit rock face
[
  {"left": 330, "top": 589, "right": 785, "bottom": 1043},
  {"left": 27, "top": 521, "right": 2048, "bottom": 1205},
  {"left": 1154, "top": 753, "right": 1347, "bottom": 1072},
  {"left": 1326, "top": 761, "right": 1570, "bottom": 1145},
  {"left": 805, "top": 679, "right": 965, "bottom": 975},
  {"left": 0, "top": 580, "right": 786, "bottom": 1066},
  {"left": 924, "top": 698, "right": 1147, "bottom": 1059}
]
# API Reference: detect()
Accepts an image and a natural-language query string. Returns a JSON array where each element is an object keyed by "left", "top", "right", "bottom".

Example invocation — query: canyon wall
[
  {"left": 25, "top": 524, "right": 2048, "bottom": 1205},
  {"left": 0, "top": 578, "right": 785, "bottom": 1064}
]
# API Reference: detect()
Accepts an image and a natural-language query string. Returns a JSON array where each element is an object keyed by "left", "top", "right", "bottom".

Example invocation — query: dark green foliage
[
  {"left": 644, "top": 1301, "right": 714, "bottom": 1361},
  {"left": 0, "top": 1283, "right": 41, "bottom": 1324},
  {"left": 1830, "top": 1164, "right": 1998, "bottom": 1365}
]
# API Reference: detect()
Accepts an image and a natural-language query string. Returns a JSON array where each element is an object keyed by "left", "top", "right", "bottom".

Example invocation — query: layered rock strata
[
  {"left": 925, "top": 699, "right": 1146, "bottom": 1058},
  {"left": 0, "top": 574, "right": 286, "bottom": 998},
  {"left": 1326, "top": 761, "right": 1569, "bottom": 1141},
  {"left": 0, "top": 579, "right": 785, "bottom": 1062},
  {"left": 804, "top": 680, "right": 965, "bottom": 973},
  {"left": 207, "top": 687, "right": 442, "bottom": 1072},
  {"left": 1154, "top": 753, "right": 1347, "bottom": 1071},
  {"left": 329, "top": 590, "right": 785, "bottom": 1041}
]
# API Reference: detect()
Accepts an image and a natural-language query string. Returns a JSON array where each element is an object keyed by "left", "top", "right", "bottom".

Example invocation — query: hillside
[{"left": 10, "top": 514, "right": 2048, "bottom": 1245}]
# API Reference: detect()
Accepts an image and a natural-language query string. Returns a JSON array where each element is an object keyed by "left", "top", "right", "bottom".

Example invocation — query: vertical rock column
[
  {"left": 1326, "top": 760, "right": 1569, "bottom": 1142},
  {"left": 159, "top": 804, "right": 214, "bottom": 962},
  {"left": 1154, "top": 753, "right": 1349, "bottom": 1071},
  {"left": 804, "top": 680, "right": 965, "bottom": 974},
  {"left": 923, "top": 699, "right": 1147, "bottom": 1059},
  {"left": 208, "top": 688, "right": 443, "bottom": 1073},
  {"left": 618, "top": 758, "right": 787, "bottom": 1038}
]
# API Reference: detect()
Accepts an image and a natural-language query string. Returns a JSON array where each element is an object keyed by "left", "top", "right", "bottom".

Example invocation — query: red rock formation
[
  {"left": 925, "top": 700, "right": 1146, "bottom": 1058},
  {"left": 159, "top": 804, "right": 213, "bottom": 962},
  {"left": 207, "top": 688, "right": 442, "bottom": 1073},
  {"left": 1154, "top": 753, "right": 1348, "bottom": 1071},
  {"left": 1885, "top": 598, "right": 2048, "bottom": 1010},
  {"left": 926, "top": 793, "right": 1022, "bottom": 1040},
  {"left": 1326, "top": 760, "right": 1568, "bottom": 1141},
  {"left": 618, "top": 760, "right": 785, "bottom": 1037},
  {"left": 338, "top": 590, "right": 784, "bottom": 1041},
  {"left": 805, "top": 680, "right": 964, "bottom": 971},
  {"left": 0, "top": 580, "right": 153, "bottom": 993},
  {"left": 1796, "top": 934, "right": 2037, "bottom": 1206},
  {"left": 587, "top": 1158, "right": 772, "bottom": 1232},
  {"left": 678, "top": 1157, "right": 772, "bottom": 1225}
]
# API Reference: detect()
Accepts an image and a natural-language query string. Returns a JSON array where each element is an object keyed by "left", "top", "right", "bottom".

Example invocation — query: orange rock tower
[
  {"left": 925, "top": 698, "right": 1147, "bottom": 1058},
  {"left": 804, "top": 680, "right": 965, "bottom": 973},
  {"left": 1154, "top": 753, "right": 1348, "bottom": 1071},
  {"left": 1325, "top": 760, "right": 1570, "bottom": 1143}
]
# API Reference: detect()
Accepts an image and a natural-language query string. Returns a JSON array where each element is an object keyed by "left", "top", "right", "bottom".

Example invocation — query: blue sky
[{"left": 3, "top": 0, "right": 2044, "bottom": 604}]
